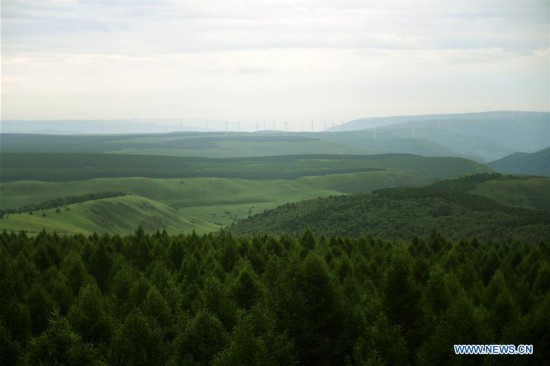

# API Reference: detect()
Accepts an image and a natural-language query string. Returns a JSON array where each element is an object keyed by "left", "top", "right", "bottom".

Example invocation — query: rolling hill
[
  {"left": 0, "top": 154, "right": 490, "bottom": 234},
  {"left": 0, "top": 130, "right": 461, "bottom": 159},
  {"left": 229, "top": 174, "right": 550, "bottom": 241},
  {"left": 0, "top": 152, "right": 489, "bottom": 182},
  {"left": 488, "top": 147, "right": 550, "bottom": 177},
  {"left": 330, "top": 111, "right": 550, "bottom": 161},
  {"left": 0, "top": 195, "right": 218, "bottom": 235},
  {"left": 3, "top": 112, "right": 548, "bottom": 162}
]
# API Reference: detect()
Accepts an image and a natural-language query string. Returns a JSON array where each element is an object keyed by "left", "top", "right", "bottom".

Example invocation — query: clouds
[
  {"left": 5, "top": 0, "right": 546, "bottom": 54},
  {"left": 1, "top": 0, "right": 549, "bottom": 122}
]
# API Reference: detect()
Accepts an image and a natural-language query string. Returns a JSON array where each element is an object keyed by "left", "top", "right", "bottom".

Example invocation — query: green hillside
[
  {"left": 470, "top": 176, "right": 550, "bottom": 210},
  {"left": 488, "top": 147, "right": 550, "bottom": 176},
  {"left": 230, "top": 174, "right": 550, "bottom": 241},
  {"left": 0, "top": 154, "right": 490, "bottom": 234},
  {"left": 0, "top": 152, "right": 490, "bottom": 182},
  {"left": 0, "top": 195, "right": 217, "bottom": 235},
  {"left": 0, "top": 130, "right": 461, "bottom": 159}
]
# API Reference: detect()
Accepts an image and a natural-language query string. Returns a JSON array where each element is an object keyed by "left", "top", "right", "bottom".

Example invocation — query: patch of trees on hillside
[
  {"left": 0, "top": 192, "right": 127, "bottom": 218},
  {"left": 1, "top": 229, "right": 549, "bottom": 365}
]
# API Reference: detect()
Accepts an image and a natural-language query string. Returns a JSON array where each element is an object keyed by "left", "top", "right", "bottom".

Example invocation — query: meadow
[
  {"left": 0, "top": 153, "right": 489, "bottom": 235},
  {"left": 0, "top": 131, "right": 462, "bottom": 159}
]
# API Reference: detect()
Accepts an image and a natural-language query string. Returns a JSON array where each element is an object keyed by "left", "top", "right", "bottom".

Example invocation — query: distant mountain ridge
[
  {"left": 330, "top": 111, "right": 549, "bottom": 131},
  {"left": 489, "top": 147, "right": 550, "bottom": 177},
  {"left": 330, "top": 111, "right": 550, "bottom": 162}
]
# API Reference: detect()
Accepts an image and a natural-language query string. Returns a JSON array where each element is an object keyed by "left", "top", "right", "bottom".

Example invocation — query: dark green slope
[
  {"left": 230, "top": 174, "right": 550, "bottom": 241},
  {"left": 0, "top": 131, "right": 459, "bottom": 158},
  {"left": 0, "top": 152, "right": 489, "bottom": 182},
  {"left": 488, "top": 147, "right": 550, "bottom": 177}
]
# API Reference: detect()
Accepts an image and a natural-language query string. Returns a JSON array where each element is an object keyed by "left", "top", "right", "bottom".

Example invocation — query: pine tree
[
  {"left": 173, "top": 310, "right": 228, "bottom": 365},
  {"left": 383, "top": 247, "right": 421, "bottom": 350},
  {"left": 110, "top": 310, "right": 165, "bottom": 366},
  {"left": 213, "top": 313, "right": 269, "bottom": 366},
  {"left": 23, "top": 312, "right": 104, "bottom": 366},
  {"left": 67, "top": 283, "right": 112, "bottom": 345}
]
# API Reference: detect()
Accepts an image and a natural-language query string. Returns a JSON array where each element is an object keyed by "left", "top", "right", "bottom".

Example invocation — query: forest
[
  {"left": 230, "top": 174, "right": 550, "bottom": 241},
  {"left": 1, "top": 229, "right": 548, "bottom": 365}
]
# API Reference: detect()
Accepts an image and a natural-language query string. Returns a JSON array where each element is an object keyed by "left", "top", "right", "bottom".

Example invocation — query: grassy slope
[
  {"left": 0, "top": 172, "right": 426, "bottom": 231},
  {"left": 0, "top": 154, "right": 490, "bottom": 234},
  {"left": 0, "top": 153, "right": 489, "bottom": 209},
  {"left": 1, "top": 131, "right": 460, "bottom": 158},
  {"left": 0, "top": 152, "right": 488, "bottom": 182},
  {"left": 0, "top": 195, "right": 217, "bottom": 235}
]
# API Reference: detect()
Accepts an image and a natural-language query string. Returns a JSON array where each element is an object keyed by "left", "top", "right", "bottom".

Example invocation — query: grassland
[
  {"left": 0, "top": 195, "right": 217, "bottom": 235},
  {"left": 0, "top": 153, "right": 491, "bottom": 234},
  {"left": 0, "top": 130, "right": 460, "bottom": 159},
  {"left": 0, "top": 152, "right": 488, "bottom": 182},
  {"left": 0, "top": 173, "right": 421, "bottom": 234}
]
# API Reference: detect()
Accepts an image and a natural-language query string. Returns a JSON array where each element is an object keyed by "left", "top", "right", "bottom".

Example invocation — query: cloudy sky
[{"left": 2, "top": 0, "right": 549, "bottom": 128}]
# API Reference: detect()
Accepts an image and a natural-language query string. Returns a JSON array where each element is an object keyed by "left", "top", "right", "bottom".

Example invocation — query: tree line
[{"left": 0, "top": 192, "right": 127, "bottom": 218}]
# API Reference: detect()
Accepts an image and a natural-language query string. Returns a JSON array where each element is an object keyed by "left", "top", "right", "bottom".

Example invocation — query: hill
[
  {"left": 0, "top": 154, "right": 490, "bottom": 234},
  {"left": 229, "top": 174, "right": 550, "bottom": 241},
  {"left": 330, "top": 111, "right": 550, "bottom": 161},
  {"left": 3, "top": 112, "right": 548, "bottom": 161},
  {"left": 0, "top": 130, "right": 461, "bottom": 159},
  {"left": 0, "top": 153, "right": 489, "bottom": 182},
  {"left": 488, "top": 147, "right": 550, "bottom": 177},
  {"left": 0, "top": 195, "right": 217, "bottom": 235}
]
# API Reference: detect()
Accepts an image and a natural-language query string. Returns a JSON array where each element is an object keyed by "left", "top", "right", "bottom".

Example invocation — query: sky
[{"left": 1, "top": 0, "right": 549, "bottom": 129}]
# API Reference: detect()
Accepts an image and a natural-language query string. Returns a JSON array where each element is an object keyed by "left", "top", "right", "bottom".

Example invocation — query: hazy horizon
[
  {"left": 1, "top": 110, "right": 549, "bottom": 136},
  {"left": 2, "top": 0, "right": 549, "bottom": 126}
]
